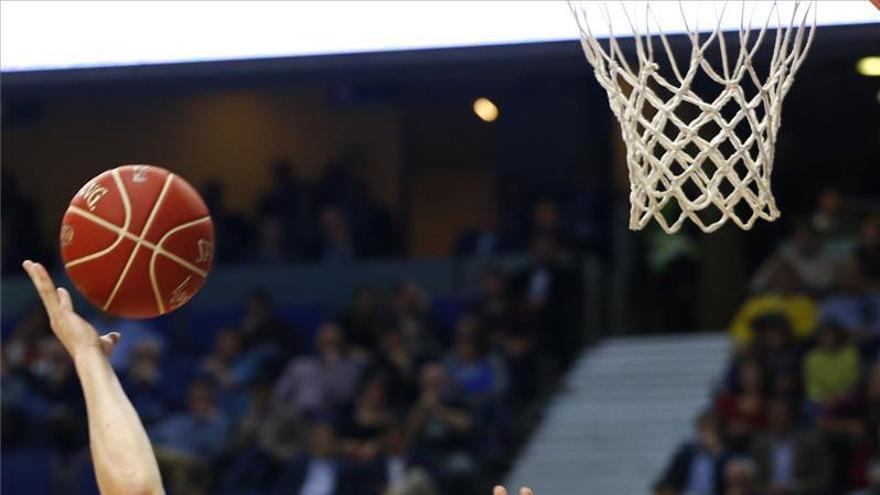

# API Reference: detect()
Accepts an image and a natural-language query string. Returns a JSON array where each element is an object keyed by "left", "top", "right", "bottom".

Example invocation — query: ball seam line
[
  {"left": 65, "top": 205, "right": 209, "bottom": 278},
  {"left": 64, "top": 170, "right": 134, "bottom": 268},
  {"left": 102, "top": 172, "right": 174, "bottom": 312},
  {"left": 148, "top": 215, "right": 213, "bottom": 314}
]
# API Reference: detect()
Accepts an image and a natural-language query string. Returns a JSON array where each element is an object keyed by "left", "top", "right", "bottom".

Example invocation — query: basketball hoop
[{"left": 568, "top": 1, "right": 817, "bottom": 233}]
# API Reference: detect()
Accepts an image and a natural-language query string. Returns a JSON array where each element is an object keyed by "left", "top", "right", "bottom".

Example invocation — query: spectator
[
  {"left": 854, "top": 217, "right": 880, "bottom": 287},
  {"left": 811, "top": 188, "right": 857, "bottom": 254},
  {"left": 750, "top": 315, "right": 802, "bottom": 399},
  {"left": 406, "top": 363, "right": 477, "bottom": 493},
  {"left": 201, "top": 328, "right": 251, "bottom": 420},
  {"left": 654, "top": 410, "right": 730, "bottom": 495},
  {"left": 201, "top": 328, "right": 249, "bottom": 390},
  {"left": 452, "top": 214, "right": 505, "bottom": 258},
  {"left": 443, "top": 316, "right": 507, "bottom": 406},
  {"left": 804, "top": 322, "right": 861, "bottom": 407},
  {"left": 273, "top": 423, "right": 350, "bottom": 495},
  {"left": 750, "top": 397, "right": 830, "bottom": 495},
  {"left": 255, "top": 216, "right": 290, "bottom": 265},
  {"left": 272, "top": 322, "right": 364, "bottom": 420},
  {"left": 818, "top": 258, "right": 880, "bottom": 352},
  {"left": 32, "top": 337, "right": 87, "bottom": 452},
  {"left": 340, "top": 286, "right": 385, "bottom": 355},
  {"left": 716, "top": 359, "right": 768, "bottom": 451},
  {"left": 336, "top": 374, "right": 395, "bottom": 464},
  {"left": 240, "top": 290, "right": 300, "bottom": 361},
  {"left": 353, "top": 423, "right": 440, "bottom": 495},
  {"left": 391, "top": 282, "right": 440, "bottom": 360},
  {"left": 751, "top": 221, "right": 836, "bottom": 294},
  {"left": 731, "top": 262, "right": 818, "bottom": 346},
  {"left": 1, "top": 171, "right": 47, "bottom": 274},
  {"left": 258, "top": 159, "right": 319, "bottom": 259},
  {"left": 319, "top": 206, "right": 357, "bottom": 264},
  {"left": 89, "top": 314, "right": 163, "bottom": 372},
  {"left": 152, "top": 379, "right": 231, "bottom": 494},
  {"left": 121, "top": 338, "right": 168, "bottom": 426},
  {"left": 201, "top": 180, "right": 253, "bottom": 265},
  {"left": 723, "top": 457, "right": 759, "bottom": 495},
  {"left": 509, "top": 233, "right": 582, "bottom": 368},
  {"left": 221, "top": 382, "right": 305, "bottom": 494},
  {"left": 372, "top": 328, "right": 419, "bottom": 409},
  {"left": 474, "top": 265, "right": 538, "bottom": 406}
]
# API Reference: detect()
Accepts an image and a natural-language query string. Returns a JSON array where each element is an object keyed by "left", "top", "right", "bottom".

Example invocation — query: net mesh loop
[{"left": 569, "top": 1, "right": 817, "bottom": 232}]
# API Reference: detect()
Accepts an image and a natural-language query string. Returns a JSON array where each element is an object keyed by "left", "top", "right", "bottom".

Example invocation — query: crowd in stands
[
  {"left": 655, "top": 211, "right": 880, "bottom": 495},
  {"left": 1, "top": 216, "right": 585, "bottom": 495}
]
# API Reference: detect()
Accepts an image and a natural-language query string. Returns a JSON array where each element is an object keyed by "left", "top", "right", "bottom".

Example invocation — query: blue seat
[{"left": 0, "top": 448, "right": 55, "bottom": 495}]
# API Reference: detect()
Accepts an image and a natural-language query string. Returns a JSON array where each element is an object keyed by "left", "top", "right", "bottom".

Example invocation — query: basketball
[{"left": 59, "top": 165, "right": 214, "bottom": 319}]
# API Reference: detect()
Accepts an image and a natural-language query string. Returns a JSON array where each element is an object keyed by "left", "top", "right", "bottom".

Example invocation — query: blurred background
[{"left": 1, "top": 2, "right": 879, "bottom": 495}]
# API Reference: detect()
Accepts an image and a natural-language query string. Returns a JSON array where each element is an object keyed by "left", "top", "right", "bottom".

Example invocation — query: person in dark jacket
[
  {"left": 750, "top": 397, "right": 830, "bottom": 495},
  {"left": 655, "top": 410, "right": 731, "bottom": 495}
]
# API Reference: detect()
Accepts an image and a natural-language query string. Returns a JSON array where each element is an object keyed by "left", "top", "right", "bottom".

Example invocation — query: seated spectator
[
  {"left": 391, "top": 281, "right": 440, "bottom": 359},
  {"left": 443, "top": 316, "right": 507, "bottom": 406},
  {"left": 811, "top": 188, "right": 858, "bottom": 255},
  {"left": 849, "top": 423, "right": 880, "bottom": 495},
  {"left": 255, "top": 216, "right": 290, "bottom": 265},
  {"left": 804, "top": 322, "right": 861, "bottom": 408},
  {"left": 32, "top": 337, "right": 87, "bottom": 452},
  {"left": 716, "top": 359, "right": 768, "bottom": 451},
  {"left": 89, "top": 313, "right": 163, "bottom": 372},
  {"left": 475, "top": 264, "right": 537, "bottom": 406},
  {"left": 452, "top": 214, "right": 505, "bottom": 258},
  {"left": 723, "top": 457, "right": 759, "bottom": 495},
  {"left": 654, "top": 410, "right": 730, "bottom": 495},
  {"left": 320, "top": 205, "right": 357, "bottom": 264},
  {"left": 152, "top": 378, "right": 231, "bottom": 459},
  {"left": 818, "top": 258, "right": 880, "bottom": 352},
  {"left": 406, "top": 363, "right": 478, "bottom": 493},
  {"left": 201, "top": 327, "right": 249, "bottom": 389},
  {"left": 351, "top": 423, "right": 440, "bottom": 495},
  {"left": 340, "top": 285, "right": 385, "bottom": 355},
  {"left": 274, "top": 423, "right": 350, "bottom": 495},
  {"left": 272, "top": 322, "right": 364, "bottom": 420},
  {"left": 336, "top": 374, "right": 396, "bottom": 463},
  {"left": 509, "top": 232, "right": 582, "bottom": 367},
  {"left": 854, "top": 217, "right": 880, "bottom": 287},
  {"left": 240, "top": 289, "right": 300, "bottom": 360},
  {"left": 751, "top": 221, "right": 835, "bottom": 294},
  {"left": 731, "top": 262, "right": 818, "bottom": 346},
  {"left": 221, "top": 382, "right": 305, "bottom": 494},
  {"left": 201, "top": 179, "right": 253, "bottom": 265},
  {"left": 750, "top": 315, "right": 802, "bottom": 399},
  {"left": 201, "top": 328, "right": 251, "bottom": 421},
  {"left": 750, "top": 397, "right": 830, "bottom": 495},
  {"left": 152, "top": 379, "right": 231, "bottom": 494},
  {"left": 121, "top": 338, "right": 167, "bottom": 426},
  {"left": 372, "top": 328, "right": 419, "bottom": 408}
]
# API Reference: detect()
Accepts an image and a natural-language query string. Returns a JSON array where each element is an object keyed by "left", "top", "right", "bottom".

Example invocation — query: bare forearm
[{"left": 75, "top": 348, "right": 165, "bottom": 495}]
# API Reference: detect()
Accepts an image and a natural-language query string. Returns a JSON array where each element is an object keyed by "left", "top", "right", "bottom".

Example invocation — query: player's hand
[
  {"left": 22, "top": 260, "right": 120, "bottom": 361},
  {"left": 493, "top": 486, "right": 534, "bottom": 495}
]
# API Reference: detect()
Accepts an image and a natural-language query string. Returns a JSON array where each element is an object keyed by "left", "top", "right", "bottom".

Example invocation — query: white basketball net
[{"left": 569, "top": 1, "right": 817, "bottom": 233}]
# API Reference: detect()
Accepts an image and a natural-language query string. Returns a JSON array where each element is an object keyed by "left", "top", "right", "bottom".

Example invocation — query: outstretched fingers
[
  {"left": 22, "top": 260, "right": 61, "bottom": 320},
  {"left": 56, "top": 287, "right": 74, "bottom": 312}
]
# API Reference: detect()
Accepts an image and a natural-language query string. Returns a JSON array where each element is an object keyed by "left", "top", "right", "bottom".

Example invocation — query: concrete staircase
[{"left": 505, "top": 333, "right": 730, "bottom": 495}]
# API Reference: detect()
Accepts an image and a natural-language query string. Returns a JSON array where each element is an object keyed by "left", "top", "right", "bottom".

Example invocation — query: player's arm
[{"left": 22, "top": 260, "right": 165, "bottom": 495}]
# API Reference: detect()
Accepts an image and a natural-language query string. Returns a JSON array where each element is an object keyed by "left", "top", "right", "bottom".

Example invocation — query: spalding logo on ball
[{"left": 60, "top": 165, "right": 214, "bottom": 319}]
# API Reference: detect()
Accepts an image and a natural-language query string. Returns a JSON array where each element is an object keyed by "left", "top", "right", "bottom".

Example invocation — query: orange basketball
[{"left": 60, "top": 165, "right": 214, "bottom": 319}]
